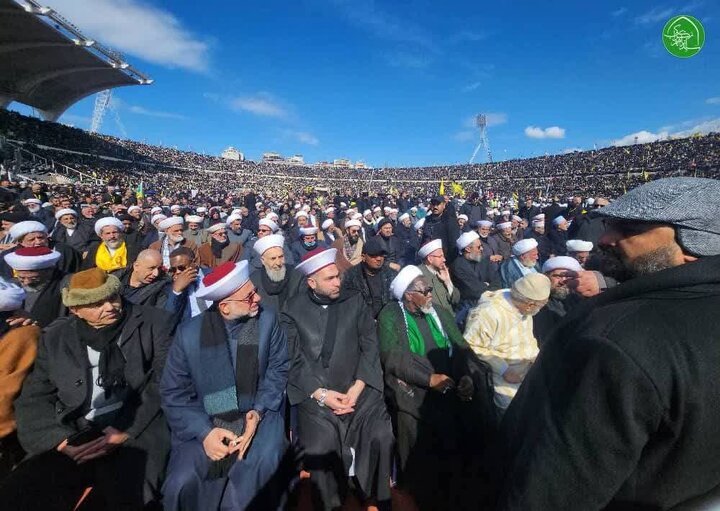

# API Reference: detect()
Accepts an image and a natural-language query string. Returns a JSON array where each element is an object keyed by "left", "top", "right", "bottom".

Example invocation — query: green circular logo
[{"left": 662, "top": 15, "right": 705, "bottom": 58}]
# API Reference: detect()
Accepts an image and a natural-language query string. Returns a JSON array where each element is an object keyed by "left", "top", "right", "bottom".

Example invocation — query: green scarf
[{"left": 403, "top": 308, "right": 450, "bottom": 356}]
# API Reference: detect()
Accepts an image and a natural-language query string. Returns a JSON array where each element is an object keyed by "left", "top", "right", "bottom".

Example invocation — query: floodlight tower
[
  {"left": 90, "top": 89, "right": 112, "bottom": 133},
  {"left": 469, "top": 113, "right": 493, "bottom": 164}
]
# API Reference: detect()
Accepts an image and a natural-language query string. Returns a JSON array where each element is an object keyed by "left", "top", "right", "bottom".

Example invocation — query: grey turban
[{"left": 598, "top": 177, "right": 720, "bottom": 257}]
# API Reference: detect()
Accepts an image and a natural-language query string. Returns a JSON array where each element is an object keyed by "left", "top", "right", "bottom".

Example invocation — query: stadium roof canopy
[{"left": 0, "top": 0, "right": 152, "bottom": 121}]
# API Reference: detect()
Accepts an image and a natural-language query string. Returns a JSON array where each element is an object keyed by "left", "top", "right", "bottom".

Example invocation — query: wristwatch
[{"left": 316, "top": 388, "right": 328, "bottom": 407}]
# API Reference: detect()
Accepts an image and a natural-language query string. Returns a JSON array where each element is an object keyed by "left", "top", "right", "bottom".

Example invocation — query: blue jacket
[{"left": 160, "top": 307, "right": 289, "bottom": 444}]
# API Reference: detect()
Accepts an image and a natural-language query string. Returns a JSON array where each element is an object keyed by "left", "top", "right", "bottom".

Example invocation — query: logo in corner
[{"left": 662, "top": 15, "right": 705, "bottom": 58}]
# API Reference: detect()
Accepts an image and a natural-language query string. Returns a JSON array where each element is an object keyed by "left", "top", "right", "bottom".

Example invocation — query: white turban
[
  {"left": 418, "top": 239, "right": 442, "bottom": 259},
  {"left": 512, "top": 238, "right": 538, "bottom": 256},
  {"left": 54, "top": 208, "right": 77, "bottom": 220},
  {"left": 253, "top": 234, "right": 285, "bottom": 255},
  {"left": 566, "top": 239, "right": 593, "bottom": 252},
  {"left": 158, "top": 217, "right": 184, "bottom": 232},
  {"left": 94, "top": 217, "right": 124, "bottom": 237},
  {"left": 456, "top": 231, "right": 480, "bottom": 252},
  {"left": 390, "top": 265, "right": 423, "bottom": 301},
  {"left": 9, "top": 221, "right": 47, "bottom": 242},
  {"left": 258, "top": 218, "right": 279, "bottom": 233},
  {"left": 0, "top": 279, "right": 25, "bottom": 312},
  {"left": 542, "top": 256, "right": 582, "bottom": 274}
]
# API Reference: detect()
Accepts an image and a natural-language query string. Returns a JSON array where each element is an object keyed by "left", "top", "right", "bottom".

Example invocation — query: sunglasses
[
  {"left": 257, "top": 228, "right": 272, "bottom": 234},
  {"left": 410, "top": 286, "right": 433, "bottom": 296},
  {"left": 168, "top": 265, "right": 193, "bottom": 274}
]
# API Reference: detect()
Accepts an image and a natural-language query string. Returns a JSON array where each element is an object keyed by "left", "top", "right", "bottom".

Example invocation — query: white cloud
[
  {"left": 612, "top": 118, "right": 720, "bottom": 146},
  {"left": 525, "top": 125, "right": 566, "bottom": 139},
  {"left": 230, "top": 94, "right": 287, "bottom": 118},
  {"left": 706, "top": 97, "right": 720, "bottom": 105},
  {"left": 463, "top": 113, "right": 508, "bottom": 128},
  {"left": 45, "top": 0, "right": 210, "bottom": 72},
  {"left": 128, "top": 105, "right": 186, "bottom": 120},
  {"left": 635, "top": 7, "right": 674, "bottom": 25},
  {"left": 453, "top": 131, "right": 475, "bottom": 142},
  {"left": 612, "top": 7, "right": 628, "bottom": 17}
]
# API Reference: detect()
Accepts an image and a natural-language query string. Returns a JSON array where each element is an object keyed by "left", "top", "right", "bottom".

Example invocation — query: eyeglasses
[
  {"left": 410, "top": 286, "right": 433, "bottom": 296},
  {"left": 168, "top": 265, "right": 192, "bottom": 274},
  {"left": 223, "top": 288, "right": 259, "bottom": 304},
  {"left": 257, "top": 228, "right": 272, "bottom": 234}
]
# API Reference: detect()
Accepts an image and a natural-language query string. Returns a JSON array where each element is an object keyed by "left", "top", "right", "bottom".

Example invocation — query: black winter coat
[{"left": 495, "top": 256, "right": 720, "bottom": 510}]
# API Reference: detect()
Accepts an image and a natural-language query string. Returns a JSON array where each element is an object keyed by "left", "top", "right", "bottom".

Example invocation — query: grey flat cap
[{"left": 598, "top": 177, "right": 720, "bottom": 257}]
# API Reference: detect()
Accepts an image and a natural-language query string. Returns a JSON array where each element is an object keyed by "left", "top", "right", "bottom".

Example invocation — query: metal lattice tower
[
  {"left": 469, "top": 113, "right": 493, "bottom": 164},
  {"left": 90, "top": 89, "right": 112, "bottom": 133}
]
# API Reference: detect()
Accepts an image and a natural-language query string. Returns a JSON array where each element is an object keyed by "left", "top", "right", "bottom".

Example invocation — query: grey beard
[
  {"left": 168, "top": 234, "right": 184, "bottom": 244},
  {"left": 419, "top": 304, "right": 434, "bottom": 315},
  {"left": 105, "top": 239, "right": 123, "bottom": 249},
  {"left": 467, "top": 253, "right": 483, "bottom": 262},
  {"left": 550, "top": 286, "right": 570, "bottom": 300},
  {"left": 63, "top": 222, "right": 77, "bottom": 229},
  {"left": 520, "top": 258, "right": 536, "bottom": 268},
  {"left": 627, "top": 246, "right": 679, "bottom": 277},
  {"left": 265, "top": 266, "right": 287, "bottom": 282}
]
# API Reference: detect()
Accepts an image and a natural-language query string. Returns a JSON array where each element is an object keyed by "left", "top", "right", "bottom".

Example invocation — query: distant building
[
  {"left": 355, "top": 160, "right": 368, "bottom": 169},
  {"left": 333, "top": 158, "right": 351, "bottom": 168},
  {"left": 287, "top": 154, "right": 304, "bottom": 164},
  {"left": 221, "top": 147, "right": 244, "bottom": 161},
  {"left": 262, "top": 152, "right": 283, "bottom": 163}
]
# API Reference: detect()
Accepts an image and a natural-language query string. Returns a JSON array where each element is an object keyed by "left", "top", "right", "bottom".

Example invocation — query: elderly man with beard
[
  {"left": 532, "top": 256, "right": 583, "bottom": 347},
  {"left": 476, "top": 220, "right": 503, "bottom": 264},
  {"left": 490, "top": 221, "right": 514, "bottom": 261},
  {"left": 338, "top": 219, "right": 364, "bottom": 268},
  {"left": 565, "top": 239, "right": 593, "bottom": 269},
  {"left": 464, "top": 273, "right": 550, "bottom": 411},
  {"left": 494, "top": 178, "right": 720, "bottom": 510},
  {"left": 226, "top": 213, "right": 253, "bottom": 247},
  {"left": 150, "top": 217, "right": 197, "bottom": 269},
  {"left": 526, "top": 216, "right": 551, "bottom": 264},
  {"left": 451, "top": 232, "right": 501, "bottom": 327},
  {"left": 282, "top": 248, "right": 394, "bottom": 511},
  {"left": 4, "top": 247, "right": 67, "bottom": 328},
  {"left": 377, "top": 266, "right": 497, "bottom": 510},
  {"left": 547, "top": 215, "right": 569, "bottom": 256},
  {"left": 161, "top": 260, "right": 289, "bottom": 511},
  {"left": 0, "top": 268, "right": 173, "bottom": 509},
  {"left": 0, "top": 220, "right": 81, "bottom": 280},
  {"left": 84, "top": 217, "right": 141, "bottom": 278},
  {"left": 0, "top": 280, "right": 41, "bottom": 479},
  {"left": 244, "top": 218, "right": 295, "bottom": 269},
  {"left": 417, "top": 239, "right": 460, "bottom": 314},
  {"left": 51, "top": 208, "right": 94, "bottom": 254},
  {"left": 22, "top": 198, "right": 54, "bottom": 231},
  {"left": 119, "top": 249, "right": 171, "bottom": 308},
  {"left": 249, "top": 233, "right": 304, "bottom": 314},
  {"left": 198, "top": 223, "right": 243, "bottom": 269},
  {"left": 500, "top": 238, "right": 541, "bottom": 288},
  {"left": 183, "top": 214, "right": 209, "bottom": 247}
]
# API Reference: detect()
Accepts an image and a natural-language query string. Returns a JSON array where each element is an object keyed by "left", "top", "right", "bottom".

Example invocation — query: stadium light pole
[{"left": 469, "top": 113, "right": 492, "bottom": 164}]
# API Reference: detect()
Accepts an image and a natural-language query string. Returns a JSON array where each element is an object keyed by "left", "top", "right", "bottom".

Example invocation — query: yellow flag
[
  {"left": 439, "top": 178, "right": 445, "bottom": 195},
  {"left": 512, "top": 191, "right": 519, "bottom": 204},
  {"left": 450, "top": 182, "right": 465, "bottom": 197},
  {"left": 643, "top": 170, "right": 649, "bottom": 181}
]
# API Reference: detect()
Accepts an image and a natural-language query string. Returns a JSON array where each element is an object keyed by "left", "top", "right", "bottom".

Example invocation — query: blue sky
[{"left": 10, "top": 0, "right": 720, "bottom": 167}]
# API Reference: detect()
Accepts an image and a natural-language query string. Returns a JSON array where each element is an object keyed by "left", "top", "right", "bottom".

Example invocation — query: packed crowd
[
  {"left": 0, "top": 152, "right": 719, "bottom": 511},
  {"left": 2, "top": 109, "right": 719, "bottom": 201}
]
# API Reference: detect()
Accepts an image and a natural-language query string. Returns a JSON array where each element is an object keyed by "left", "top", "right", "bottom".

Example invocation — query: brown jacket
[
  {"left": 331, "top": 236, "right": 362, "bottom": 276},
  {"left": 197, "top": 242, "right": 243, "bottom": 269},
  {"left": 0, "top": 325, "right": 40, "bottom": 438}
]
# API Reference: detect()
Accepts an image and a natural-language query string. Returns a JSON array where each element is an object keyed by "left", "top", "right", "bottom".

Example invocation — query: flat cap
[{"left": 598, "top": 177, "right": 720, "bottom": 257}]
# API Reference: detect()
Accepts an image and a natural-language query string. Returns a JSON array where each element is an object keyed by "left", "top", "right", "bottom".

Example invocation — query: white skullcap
[
  {"left": 196, "top": 207, "right": 208, "bottom": 213},
  {"left": 512, "top": 273, "right": 551, "bottom": 302},
  {"left": 477, "top": 220, "right": 493, "bottom": 228},
  {"left": 296, "top": 248, "right": 337, "bottom": 276},
  {"left": 94, "top": 217, "right": 124, "bottom": 236},
  {"left": 457, "top": 231, "right": 480, "bottom": 251},
  {"left": 258, "top": 218, "right": 279, "bottom": 232},
  {"left": 325, "top": 207, "right": 335, "bottom": 213},
  {"left": 196, "top": 261, "right": 251, "bottom": 301},
  {"left": 321, "top": 219, "right": 334, "bottom": 230},
  {"left": 24, "top": 198, "right": 42, "bottom": 205},
  {"left": 226, "top": 213, "right": 242, "bottom": 225},
  {"left": 4, "top": 247, "right": 62, "bottom": 271},
  {"left": 399, "top": 213, "right": 410, "bottom": 221},
  {"left": 267, "top": 212, "right": 279, "bottom": 221},
  {"left": 390, "top": 265, "right": 424, "bottom": 301},
  {"left": 302, "top": 205, "right": 310, "bottom": 212},
  {"left": 231, "top": 209, "right": 243, "bottom": 216},
  {"left": 345, "top": 219, "right": 362, "bottom": 229},
  {"left": 533, "top": 213, "right": 545, "bottom": 221},
  {"left": 128, "top": 206, "right": 141, "bottom": 214},
  {"left": 501, "top": 210, "right": 511, "bottom": 216},
  {"left": 410, "top": 206, "right": 418, "bottom": 212},
  {"left": 299, "top": 226, "right": 318, "bottom": 236},
  {"left": 294, "top": 211, "right": 308, "bottom": 219},
  {"left": 9, "top": 221, "right": 48, "bottom": 241},
  {"left": 383, "top": 206, "right": 391, "bottom": 212},
  {"left": 170, "top": 204, "right": 181, "bottom": 211},
  {"left": 512, "top": 215, "right": 522, "bottom": 222},
  {"left": 566, "top": 239, "right": 593, "bottom": 252},
  {"left": 552, "top": 216, "right": 567, "bottom": 226},
  {"left": 351, "top": 212, "right": 363, "bottom": 220},
  {"left": 457, "top": 214, "right": 468, "bottom": 222},
  {"left": 414, "top": 218, "right": 426, "bottom": 231},
  {"left": 497, "top": 221, "right": 512, "bottom": 230},
  {"left": 186, "top": 215, "right": 203, "bottom": 224},
  {"left": 151, "top": 206, "right": 163, "bottom": 215},
  {"left": 418, "top": 239, "right": 443, "bottom": 259},
  {"left": 373, "top": 206, "right": 382, "bottom": 212},
  {"left": 206, "top": 223, "right": 227, "bottom": 234},
  {"left": 340, "top": 202, "right": 347, "bottom": 207},
  {"left": 586, "top": 198, "right": 595, "bottom": 205},
  {"left": 363, "top": 209, "right": 372, "bottom": 216},
  {"left": 151, "top": 214, "right": 167, "bottom": 225},
  {"left": 542, "top": 256, "right": 582, "bottom": 274},
  {"left": 512, "top": 238, "right": 539, "bottom": 256},
  {"left": 54, "top": 208, "right": 77, "bottom": 220},
  {"left": 0, "top": 279, "right": 25, "bottom": 311},
  {"left": 253, "top": 233, "right": 285, "bottom": 255},
  {"left": 532, "top": 219, "right": 544, "bottom": 227},
  {"left": 158, "top": 217, "right": 184, "bottom": 232}
]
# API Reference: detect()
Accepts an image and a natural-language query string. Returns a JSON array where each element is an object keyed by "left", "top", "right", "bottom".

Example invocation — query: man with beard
[
  {"left": 532, "top": 256, "right": 583, "bottom": 347},
  {"left": 161, "top": 260, "right": 289, "bottom": 511},
  {"left": 547, "top": 215, "right": 569, "bottom": 256},
  {"left": 149, "top": 217, "right": 197, "bottom": 269},
  {"left": 0, "top": 268, "right": 173, "bottom": 509},
  {"left": 249, "top": 234, "right": 304, "bottom": 313},
  {"left": 417, "top": 239, "right": 460, "bottom": 314},
  {"left": 423, "top": 196, "right": 460, "bottom": 264},
  {"left": 198, "top": 223, "right": 243, "bottom": 269},
  {"left": 225, "top": 213, "right": 253, "bottom": 247},
  {"left": 377, "top": 266, "right": 497, "bottom": 510},
  {"left": 375, "top": 218, "right": 404, "bottom": 271},
  {"left": 395, "top": 213, "right": 414, "bottom": 245},
  {"left": 476, "top": 220, "right": 502, "bottom": 263},
  {"left": 451, "top": 232, "right": 501, "bottom": 327},
  {"left": 119, "top": 249, "right": 170, "bottom": 308},
  {"left": 500, "top": 239, "right": 541, "bottom": 288},
  {"left": 361, "top": 209, "right": 375, "bottom": 241},
  {"left": 342, "top": 237, "right": 397, "bottom": 319},
  {"left": 526, "top": 217, "right": 551, "bottom": 264},
  {"left": 51, "top": 208, "right": 94, "bottom": 254},
  {"left": 291, "top": 226, "right": 320, "bottom": 264},
  {"left": 0, "top": 220, "right": 81, "bottom": 280},
  {"left": 0, "top": 280, "right": 40, "bottom": 479},
  {"left": 565, "top": 239, "right": 593, "bottom": 269},
  {"left": 494, "top": 178, "right": 720, "bottom": 509},
  {"left": 245, "top": 218, "right": 296, "bottom": 269},
  {"left": 490, "top": 222, "right": 514, "bottom": 261},
  {"left": 321, "top": 219, "right": 338, "bottom": 245},
  {"left": 337, "top": 219, "right": 363, "bottom": 268},
  {"left": 183, "top": 214, "right": 209, "bottom": 247},
  {"left": 464, "top": 273, "right": 550, "bottom": 411},
  {"left": 282, "top": 248, "right": 394, "bottom": 511},
  {"left": 84, "top": 217, "right": 141, "bottom": 278},
  {"left": 22, "top": 198, "right": 54, "bottom": 231},
  {"left": 4, "top": 247, "right": 66, "bottom": 328}
]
